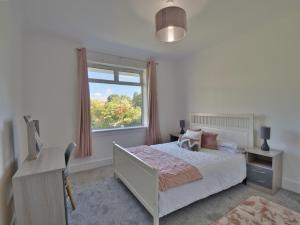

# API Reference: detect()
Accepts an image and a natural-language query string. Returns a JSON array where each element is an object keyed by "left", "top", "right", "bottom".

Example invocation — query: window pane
[
  {"left": 119, "top": 71, "right": 140, "bottom": 83},
  {"left": 89, "top": 82, "right": 142, "bottom": 130},
  {"left": 88, "top": 67, "right": 114, "bottom": 80}
]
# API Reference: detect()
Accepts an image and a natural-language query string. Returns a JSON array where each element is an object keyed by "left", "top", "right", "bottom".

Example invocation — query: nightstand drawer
[{"left": 247, "top": 165, "right": 273, "bottom": 189}]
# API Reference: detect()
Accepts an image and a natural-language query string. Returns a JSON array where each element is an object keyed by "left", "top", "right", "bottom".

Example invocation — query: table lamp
[
  {"left": 180, "top": 120, "right": 185, "bottom": 134},
  {"left": 261, "top": 126, "right": 271, "bottom": 151}
]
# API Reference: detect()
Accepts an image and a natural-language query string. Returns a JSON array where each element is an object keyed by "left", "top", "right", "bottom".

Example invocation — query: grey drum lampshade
[
  {"left": 180, "top": 120, "right": 185, "bottom": 134},
  {"left": 180, "top": 120, "right": 185, "bottom": 129},
  {"left": 260, "top": 126, "right": 271, "bottom": 140},
  {"left": 155, "top": 6, "right": 187, "bottom": 42}
]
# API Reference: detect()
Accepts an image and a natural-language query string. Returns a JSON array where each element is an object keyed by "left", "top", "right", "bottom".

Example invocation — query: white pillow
[
  {"left": 218, "top": 140, "right": 246, "bottom": 154},
  {"left": 220, "top": 147, "right": 246, "bottom": 154},
  {"left": 182, "top": 129, "right": 202, "bottom": 140},
  {"left": 218, "top": 140, "right": 238, "bottom": 150},
  {"left": 178, "top": 130, "right": 202, "bottom": 151}
]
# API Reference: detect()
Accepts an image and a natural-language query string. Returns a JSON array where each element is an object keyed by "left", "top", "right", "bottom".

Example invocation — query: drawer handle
[
  {"left": 252, "top": 170, "right": 266, "bottom": 174},
  {"left": 257, "top": 180, "right": 265, "bottom": 183}
]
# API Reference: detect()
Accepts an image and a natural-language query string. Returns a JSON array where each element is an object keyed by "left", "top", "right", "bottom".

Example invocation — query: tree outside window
[{"left": 88, "top": 65, "right": 145, "bottom": 130}]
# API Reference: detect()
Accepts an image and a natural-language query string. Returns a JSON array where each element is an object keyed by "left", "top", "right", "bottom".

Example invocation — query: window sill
[{"left": 92, "top": 126, "right": 148, "bottom": 134}]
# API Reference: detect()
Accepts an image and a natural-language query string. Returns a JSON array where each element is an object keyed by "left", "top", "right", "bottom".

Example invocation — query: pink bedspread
[{"left": 127, "top": 145, "right": 203, "bottom": 191}]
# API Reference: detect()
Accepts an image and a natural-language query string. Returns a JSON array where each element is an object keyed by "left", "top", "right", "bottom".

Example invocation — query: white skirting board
[
  {"left": 282, "top": 177, "right": 300, "bottom": 194},
  {"left": 69, "top": 157, "right": 113, "bottom": 173}
]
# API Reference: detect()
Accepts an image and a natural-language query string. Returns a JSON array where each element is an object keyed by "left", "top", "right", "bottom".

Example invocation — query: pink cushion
[{"left": 201, "top": 132, "right": 218, "bottom": 150}]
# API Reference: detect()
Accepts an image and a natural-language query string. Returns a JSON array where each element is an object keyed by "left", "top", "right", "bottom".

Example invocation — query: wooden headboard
[{"left": 190, "top": 113, "right": 254, "bottom": 148}]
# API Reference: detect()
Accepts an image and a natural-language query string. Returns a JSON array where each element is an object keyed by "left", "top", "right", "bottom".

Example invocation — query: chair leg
[
  {"left": 153, "top": 216, "right": 159, "bottom": 225},
  {"left": 66, "top": 177, "right": 76, "bottom": 210}
]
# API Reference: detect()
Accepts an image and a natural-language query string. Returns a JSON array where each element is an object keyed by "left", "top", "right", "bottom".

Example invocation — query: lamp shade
[
  {"left": 155, "top": 6, "right": 187, "bottom": 42},
  {"left": 260, "top": 126, "right": 271, "bottom": 140},
  {"left": 180, "top": 120, "right": 185, "bottom": 128}
]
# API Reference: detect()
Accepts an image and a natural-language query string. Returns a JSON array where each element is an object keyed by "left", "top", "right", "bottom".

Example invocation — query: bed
[{"left": 113, "top": 113, "right": 254, "bottom": 225}]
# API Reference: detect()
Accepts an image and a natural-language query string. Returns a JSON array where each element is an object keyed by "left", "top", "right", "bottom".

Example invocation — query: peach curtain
[
  {"left": 145, "top": 60, "right": 162, "bottom": 145},
  {"left": 75, "top": 48, "right": 92, "bottom": 157}
]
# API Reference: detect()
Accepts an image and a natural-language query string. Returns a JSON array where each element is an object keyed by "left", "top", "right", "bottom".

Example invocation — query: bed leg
[
  {"left": 242, "top": 178, "right": 247, "bottom": 185},
  {"left": 153, "top": 216, "right": 159, "bottom": 225}
]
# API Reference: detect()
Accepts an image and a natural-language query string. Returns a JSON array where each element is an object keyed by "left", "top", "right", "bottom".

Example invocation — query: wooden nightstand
[
  {"left": 169, "top": 133, "right": 180, "bottom": 142},
  {"left": 246, "top": 148, "right": 283, "bottom": 194}
]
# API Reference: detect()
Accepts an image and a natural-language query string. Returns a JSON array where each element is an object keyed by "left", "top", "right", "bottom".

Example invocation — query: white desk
[{"left": 13, "top": 147, "right": 68, "bottom": 225}]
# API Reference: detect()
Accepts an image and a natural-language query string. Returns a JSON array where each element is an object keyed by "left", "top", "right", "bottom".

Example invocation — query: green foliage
[
  {"left": 132, "top": 92, "right": 142, "bottom": 108},
  {"left": 90, "top": 94, "right": 142, "bottom": 129}
]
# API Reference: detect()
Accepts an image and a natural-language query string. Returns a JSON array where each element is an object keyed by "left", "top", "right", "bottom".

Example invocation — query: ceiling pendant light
[{"left": 155, "top": 1, "right": 187, "bottom": 43}]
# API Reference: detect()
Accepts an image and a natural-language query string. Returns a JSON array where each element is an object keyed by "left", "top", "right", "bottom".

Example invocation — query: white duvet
[{"left": 151, "top": 142, "right": 246, "bottom": 217}]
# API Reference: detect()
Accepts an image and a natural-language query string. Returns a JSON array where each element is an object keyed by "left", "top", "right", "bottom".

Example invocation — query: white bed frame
[{"left": 113, "top": 113, "right": 254, "bottom": 225}]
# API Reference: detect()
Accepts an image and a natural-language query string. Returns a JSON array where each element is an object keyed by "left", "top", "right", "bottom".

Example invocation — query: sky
[
  {"left": 88, "top": 68, "right": 142, "bottom": 101},
  {"left": 89, "top": 83, "right": 141, "bottom": 101}
]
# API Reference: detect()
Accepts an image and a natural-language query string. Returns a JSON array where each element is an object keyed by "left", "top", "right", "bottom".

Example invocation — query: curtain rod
[{"left": 85, "top": 49, "right": 159, "bottom": 65}]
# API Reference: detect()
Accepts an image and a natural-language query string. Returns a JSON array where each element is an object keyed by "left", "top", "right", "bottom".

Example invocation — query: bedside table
[
  {"left": 246, "top": 148, "right": 283, "bottom": 194},
  {"left": 169, "top": 133, "right": 180, "bottom": 142}
]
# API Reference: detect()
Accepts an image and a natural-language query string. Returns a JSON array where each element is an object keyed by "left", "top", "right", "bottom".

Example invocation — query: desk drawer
[{"left": 247, "top": 165, "right": 273, "bottom": 189}]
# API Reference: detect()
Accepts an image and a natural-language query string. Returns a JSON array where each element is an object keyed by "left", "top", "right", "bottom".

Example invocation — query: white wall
[
  {"left": 22, "top": 31, "right": 184, "bottom": 171},
  {"left": 157, "top": 59, "right": 186, "bottom": 141},
  {"left": 180, "top": 11, "right": 300, "bottom": 193},
  {"left": 0, "top": 0, "right": 24, "bottom": 224},
  {"left": 23, "top": 31, "right": 79, "bottom": 151}
]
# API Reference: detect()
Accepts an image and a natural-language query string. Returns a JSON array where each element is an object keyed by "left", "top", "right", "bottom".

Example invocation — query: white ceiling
[{"left": 22, "top": 0, "right": 300, "bottom": 59}]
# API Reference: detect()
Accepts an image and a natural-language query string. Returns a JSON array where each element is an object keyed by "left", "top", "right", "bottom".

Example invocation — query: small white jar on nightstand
[{"left": 246, "top": 148, "right": 283, "bottom": 194}]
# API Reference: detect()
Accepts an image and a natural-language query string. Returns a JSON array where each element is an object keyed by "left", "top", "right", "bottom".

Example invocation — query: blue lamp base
[{"left": 261, "top": 139, "right": 270, "bottom": 151}]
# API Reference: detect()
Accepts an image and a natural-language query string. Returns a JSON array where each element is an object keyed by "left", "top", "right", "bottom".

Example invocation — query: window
[{"left": 88, "top": 64, "right": 145, "bottom": 131}]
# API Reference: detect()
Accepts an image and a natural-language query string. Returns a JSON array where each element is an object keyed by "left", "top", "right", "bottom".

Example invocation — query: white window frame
[{"left": 88, "top": 63, "right": 146, "bottom": 132}]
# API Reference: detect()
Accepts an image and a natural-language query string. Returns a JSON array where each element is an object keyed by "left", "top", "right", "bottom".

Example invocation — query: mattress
[{"left": 151, "top": 142, "right": 246, "bottom": 217}]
